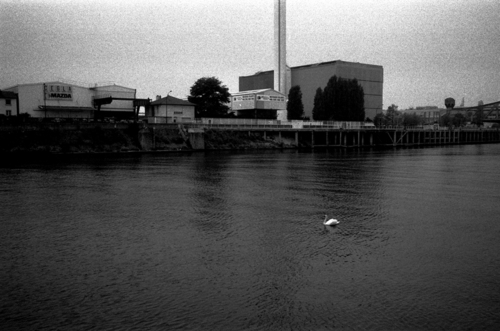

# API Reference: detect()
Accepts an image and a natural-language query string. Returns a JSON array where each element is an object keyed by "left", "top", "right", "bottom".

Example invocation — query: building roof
[
  {"left": 231, "top": 88, "right": 285, "bottom": 96},
  {"left": 2, "top": 81, "right": 89, "bottom": 90},
  {"left": 0, "top": 90, "right": 17, "bottom": 99},
  {"left": 292, "top": 60, "right": 383, "bottom": 71},
  {"left": 92, "top": 84, "right": 136, "bottom": 91},
  {"left": 150, "top": 95, "right": 195, "bottom": 106},
  {"left": 2, "top": 81, "right": 135, "bottom": 90},
  {"left": 240, "top": 60, "right": 383, "bottom": 78}
]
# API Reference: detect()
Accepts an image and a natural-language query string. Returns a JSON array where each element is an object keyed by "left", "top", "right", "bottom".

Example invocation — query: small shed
[
  {"left": 230, "top": 89, "right": 286, "bottom": 119},
  {"left": 148, "top": 95, "right": 195, "bottom": 123}
]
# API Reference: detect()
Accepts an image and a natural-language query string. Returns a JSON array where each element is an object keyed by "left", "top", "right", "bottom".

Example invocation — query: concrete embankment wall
[
  {"left": 0, "top": 122, "right": 140, "bottom": 154},
  {"left": 1, "top": 123, "right": 499, "bottom": 154},
  {"left": 0, "top": 123, "right": 191, "bottom": 154},
  {"left": 0, "top": 123, "right": 288, "bottom": 154}
]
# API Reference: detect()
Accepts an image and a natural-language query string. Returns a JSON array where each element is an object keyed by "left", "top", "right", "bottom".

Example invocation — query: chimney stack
[{"left": 274, "top": 0, "right": 287, "bottom": 95}]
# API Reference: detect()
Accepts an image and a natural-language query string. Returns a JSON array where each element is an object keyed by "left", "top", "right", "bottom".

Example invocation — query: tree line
[
  {"left": 373, "top": 104, "right": 481, "bottom": 128},
  {"left": 311, "top": 76, "right": 365, "bottom": 121},
  {"left": 287, "top": 75, "right": 365, "bottom": 121}
]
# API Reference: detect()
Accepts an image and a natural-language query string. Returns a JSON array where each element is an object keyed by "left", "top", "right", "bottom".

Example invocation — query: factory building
[
  {"left": 239, "top": 60, "right": 384, "bottom": 120},
  {"left": 230, "top": 89, "right": 287, "bottom": 119},
  {"left": 248, "top": 1, "right": 384, "bottom": 120},
  {"left": 3, "top": 81, "right": 138, "bottom": 119}
]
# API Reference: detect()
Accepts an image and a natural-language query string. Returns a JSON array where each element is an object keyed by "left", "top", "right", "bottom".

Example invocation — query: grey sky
[{"left": 1, "top": 0, "right": 499, "bottom": 109}]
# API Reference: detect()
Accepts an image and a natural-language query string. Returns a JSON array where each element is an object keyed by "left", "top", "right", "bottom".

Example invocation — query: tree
[
  {"left": 474, "top": 101, "right": 484, "bottom": 126},
  {"left": 312, "top": 87, "right": 326, "bottom": 120},
  {"left": 373, "top": 112, "right": 386, "bottom": 127},
  {"left": 287, "top": 85, "right": 304, "bottom": 120},
  {"left": 322, "top": 75, "right": 337, "bottom": 120},
  {"left": 402, "top": 113, "right": 421, "bottom": 128},
  {"left": 440, "top": 113, "right": 453, "bottom": 127},
  {"left": 322, "top": 75, "right": 365, "bottom": 121},
  {"left": 452, "top": 113, "right": 466, "bottom": 127},
  {"left": 188, "top": 77, "right": 231, "bottom": 118},
  {"left": 386, "top": 104, "right": 399, "bottom": 126},
  {"left": 441, "top": 113, "right": 467, "bottom": 128},
  {"left": 466, "top": 111, "right": 474, "bottom": 123},
  {"left": 386, "top": 104, "right": 398, "bottom": 115}
]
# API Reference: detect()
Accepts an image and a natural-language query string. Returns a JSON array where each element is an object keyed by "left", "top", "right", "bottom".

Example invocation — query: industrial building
[
  {"left": 3, "top": 81, "right": 139, "bottom": 119},
  {"left": 239, "top": 60, "right": 384, "bottom": 120},
  {"left": 244, "top": 0, "right": 384, "bottom": 121},
  {"left": 230, "top": 89, "right": 287, "bottom": 119}
]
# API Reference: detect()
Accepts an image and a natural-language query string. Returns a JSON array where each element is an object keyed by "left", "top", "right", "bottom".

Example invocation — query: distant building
[
  {"left": 147, "top": 95, "right": 195, "bottom": 123},
  {"left": 230, "top": 89, "right": 287, "bottom": 119},
  {"left": 415, "top": 106, "right": 438, "bottom": 110},
  {"left": 0, "top": 90, "right": 18, "bottom": 117},
  {"left": 401, "top": 108, "right": 444, "bottom": 124},
  {"left": 3, "top": 81, "right": 137, "bottom": 119},
  {"left": 239, "top": 60, "right": 383, "bottom": 120}
]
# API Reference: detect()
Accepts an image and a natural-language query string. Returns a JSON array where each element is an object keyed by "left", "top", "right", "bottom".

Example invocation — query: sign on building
[
  {"left": 257, "top": 94, "right": 285, "bottom": 102},
  {"left": 233, "top": 95, "right": 255, "bottom": 101},
  {"left": 45, "top": 84, "right": 73, "bottom": 100}
]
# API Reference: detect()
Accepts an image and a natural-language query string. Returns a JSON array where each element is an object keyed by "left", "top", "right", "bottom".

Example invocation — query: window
[
  {"left": 6, "top": 110, "right": 12, "bottom": 116},
  {"left": 5, "top": 99, "right": 11, "bottom": 105}
]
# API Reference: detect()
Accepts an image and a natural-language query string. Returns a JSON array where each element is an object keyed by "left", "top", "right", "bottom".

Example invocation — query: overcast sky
[{"left": 1, "top": 0, "right": 499, "bottom": 109}]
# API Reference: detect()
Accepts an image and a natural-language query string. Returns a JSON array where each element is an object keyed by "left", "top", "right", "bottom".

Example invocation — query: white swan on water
[{"left": 323, "top": 214, "right": 339, "bottom": 226}]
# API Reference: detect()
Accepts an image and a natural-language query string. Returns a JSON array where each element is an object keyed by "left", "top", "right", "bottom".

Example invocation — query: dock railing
[{"left": 186, "top": 118, "right": 378, "bottom": 130}]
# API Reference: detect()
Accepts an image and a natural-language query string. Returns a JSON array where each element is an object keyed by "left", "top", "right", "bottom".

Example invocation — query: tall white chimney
[{"left": 274, "top": 0, "right": 287, "bottom": 95}]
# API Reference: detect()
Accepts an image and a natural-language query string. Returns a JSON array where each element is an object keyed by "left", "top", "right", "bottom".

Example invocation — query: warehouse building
[
  {"left": 239, "top": 60, "right": 384, "bottom": 120},
  {"left": 3, "top": 81, "right": 139, "bottom": 119}
]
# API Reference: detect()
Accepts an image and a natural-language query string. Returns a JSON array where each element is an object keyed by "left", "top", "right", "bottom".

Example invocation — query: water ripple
[{"left": 2, "top": 147, "right": 500, "bottom": 330}]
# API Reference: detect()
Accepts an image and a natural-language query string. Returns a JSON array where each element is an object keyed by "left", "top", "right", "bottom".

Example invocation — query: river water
[{"left": 1, "top": 145, "right": 500, "bottom": 330}]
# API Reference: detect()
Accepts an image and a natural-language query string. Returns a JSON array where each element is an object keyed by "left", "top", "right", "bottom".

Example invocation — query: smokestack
[{"left": 274, "top": 0, "right": 286, "bottom": 95}]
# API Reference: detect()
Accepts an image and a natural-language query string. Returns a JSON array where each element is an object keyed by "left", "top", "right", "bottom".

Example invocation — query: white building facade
[
  {"left": 147, "top": 95, "right": 195, "bottom": 123},
  {"left": 3, "top": 81, "right": 137, "bottom": 119},
  {"left": 0, "top": 90, "right": 18, "bottom": 117},
  {"left": 230, "top": 88, "right": 287, "bottom": 120}
]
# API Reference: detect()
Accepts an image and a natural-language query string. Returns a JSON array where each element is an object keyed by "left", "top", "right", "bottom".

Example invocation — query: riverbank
[
  {"left": 1, "top": 122, "right": 499, "bottom": 155},
  {"left": 0, "top": 123, "right": 294, "bottom": 154}
]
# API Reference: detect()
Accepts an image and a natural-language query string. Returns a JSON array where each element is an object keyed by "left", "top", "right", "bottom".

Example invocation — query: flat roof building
[
  {"left": 3, "top": 81, "right": 137, "bottom": 119},
  {"left": 230, "top": 88, "right": 287, "bottom": 119},
  {"left": 239, "top": 60, "right": 383, "bottom": 120}
]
